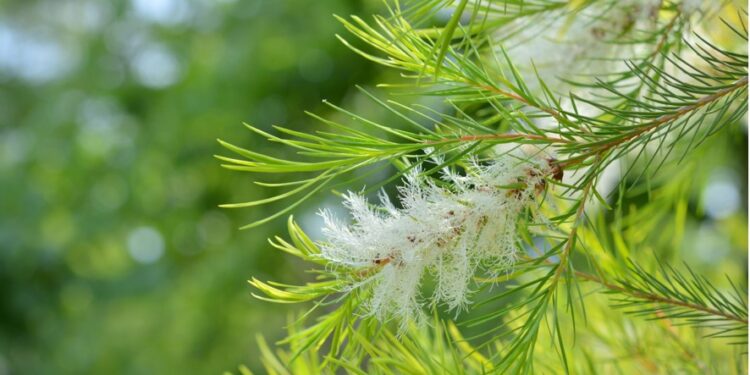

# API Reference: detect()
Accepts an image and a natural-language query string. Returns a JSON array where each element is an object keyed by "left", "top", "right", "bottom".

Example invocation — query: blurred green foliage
[{"left": 0, "top": 0, "right": 385, "bottom": 373}]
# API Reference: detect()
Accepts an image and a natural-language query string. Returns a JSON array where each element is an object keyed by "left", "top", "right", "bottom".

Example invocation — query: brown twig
[
  {"left": 428, "top": 133, "right": 571, "bottom": 145},
  {"left": 574, "top": 270, "right": 749, "bottom": 324},
  {"left": 558, "top": 76, "right": 749, "bottom": 169}
]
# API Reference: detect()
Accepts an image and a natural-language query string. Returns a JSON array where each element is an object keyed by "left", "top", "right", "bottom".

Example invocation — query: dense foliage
[{"left": 221, "top": 0, "right": 749, "bottom": 374}]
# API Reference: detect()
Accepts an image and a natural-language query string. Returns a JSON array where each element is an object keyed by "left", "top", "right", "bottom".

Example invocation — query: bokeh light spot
[
  {"left": 131, "top": 0, "right": 192, "bottom": 26},
  {"left": 127, "top": 226, "right": 165, "bottom": 264},
  {"left": 703, "top": 172, "right": 740, "bottom": 220},
  {"left": 130, "top": 44, "right": 181, "bottom": 89}
]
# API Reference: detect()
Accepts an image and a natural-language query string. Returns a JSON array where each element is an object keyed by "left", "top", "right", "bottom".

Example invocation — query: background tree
[{"left": 0, "top": 0, "right": 386, "bottom": 373}]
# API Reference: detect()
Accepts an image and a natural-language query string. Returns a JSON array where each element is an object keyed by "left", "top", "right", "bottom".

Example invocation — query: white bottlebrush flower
[
  {"left": 501, "top": 0, "right": 663, "bottom": 93},
  {"left": 317, "top": 151, "right": 557, "bottom": 326},
  {"left": 679, "top": 0, "right": 703, "bottom": 15}
]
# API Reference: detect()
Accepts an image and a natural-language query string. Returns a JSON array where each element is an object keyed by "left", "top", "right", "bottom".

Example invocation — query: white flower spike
[{"left": 318, "top": 150, "right": 559, "bottom": 326}]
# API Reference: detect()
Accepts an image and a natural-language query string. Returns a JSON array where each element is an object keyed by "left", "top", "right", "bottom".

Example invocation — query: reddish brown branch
[
  {"left": 559, "top": 76, "right": 748, "bottom": 168},
  {"left": 428, "top": 133, "right": 571, "bottom": 145},
  {"left": 575, "top": 270, "right": 749, "bottom": 324}
]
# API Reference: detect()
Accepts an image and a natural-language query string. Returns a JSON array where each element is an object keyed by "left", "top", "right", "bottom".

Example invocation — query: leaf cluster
[{"left": 220, "top": 1, "right": 749, "bottom": 373}]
